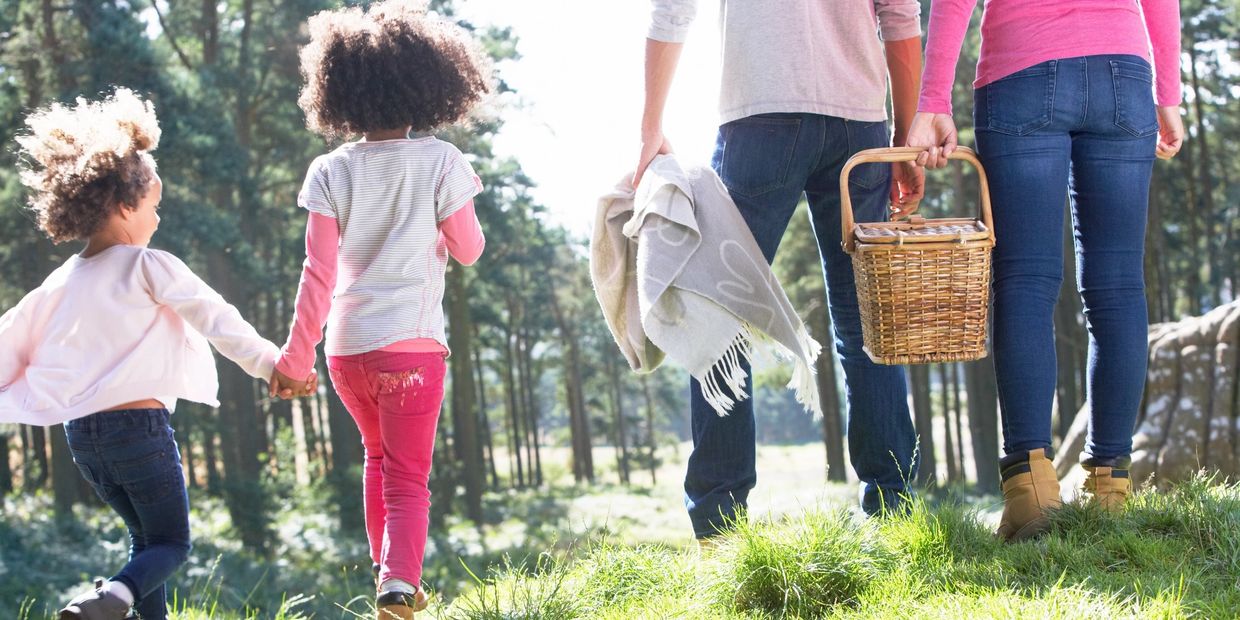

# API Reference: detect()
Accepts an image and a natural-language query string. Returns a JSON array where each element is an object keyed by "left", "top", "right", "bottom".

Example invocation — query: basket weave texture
[{"left": 841, "top": 147, "right": 995, "bottom": 365}]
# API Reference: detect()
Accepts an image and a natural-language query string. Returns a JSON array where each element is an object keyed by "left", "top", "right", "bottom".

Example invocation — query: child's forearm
[
  {"left": 276, "top": 212, "right": 339, "bottom": 379},
  {"left": 441, "top": 201, "right": 485, "bottom": 266},
  {"left": 142, "top": 251, "right": 279, "bottom": 380}
]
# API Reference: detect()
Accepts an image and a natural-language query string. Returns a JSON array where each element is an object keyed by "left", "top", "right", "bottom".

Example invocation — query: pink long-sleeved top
[
  {"left": 274, "top": 203, "right": 484, "bottom": 380},
  {"left": 918, "top": 0, "right": 1182, "bottom": 115}
]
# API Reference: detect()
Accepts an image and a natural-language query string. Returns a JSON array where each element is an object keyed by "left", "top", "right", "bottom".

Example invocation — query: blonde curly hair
[
  {"left": 298, "top": 0, "right": 491, "bottom": 139},
  {"left": 17, "top": 88, "right": 161, "bottom": 244}
]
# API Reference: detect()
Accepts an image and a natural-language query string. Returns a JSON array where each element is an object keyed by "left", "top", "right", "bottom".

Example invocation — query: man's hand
[
  {"left": 269, "top": 368, "right": 318, "bottom": 400},
  {"left": 907, "top": 112, "right": 959, "bottom": 169},
  {"left": 1156, "top": 105, "right": 1185, "bottom": 160},
  {"left": 634, "top": 129, "right": 673, "bottom": 188},
  {"left": 890, "top": 161, "right": 925, "bottom": 219}
]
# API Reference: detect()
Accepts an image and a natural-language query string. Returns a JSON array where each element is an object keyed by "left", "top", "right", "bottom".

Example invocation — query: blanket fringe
[{"left": 702, "top": 324, "right": 823, "bottom": 418}]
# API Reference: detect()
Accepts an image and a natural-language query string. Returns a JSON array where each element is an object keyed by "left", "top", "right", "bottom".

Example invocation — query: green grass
[{"left": 438, "top": 475, "right": 1240, "bottom": 619}]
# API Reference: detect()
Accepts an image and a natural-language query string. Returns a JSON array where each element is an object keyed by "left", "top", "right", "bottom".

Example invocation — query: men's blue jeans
[
  {"left": 684, "top": 113, "right": 917, "bottom": 538},
  {"left": 975, "top": 55, "right": 1158, "bottom": 460},
  {"left": 65, "top": 409, "right": 191, "bottom": 620}
]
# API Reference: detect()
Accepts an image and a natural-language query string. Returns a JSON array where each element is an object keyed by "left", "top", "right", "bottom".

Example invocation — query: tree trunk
[
  {"left": 549, "top": 292, "right": 593, "bottom": 483},
  {"left": 51, "top": 426, "right": 81, "bottom": 518},
  {"left": 446, "top": 265, "right": 484, "bottom": 522},
  {"left": 950, "top": 362, "right": 966, "bottom": 480},
  {"left": 909, "top": 365, "right": 937, "bottom": 486},
  {"left": 642, "top": 375, "right": 658, "bottom": 486},
  {"left": 207, "top": 251, "right": 269, "bottom": 554},
  {"left": 203, "top": 413, "right": 222, "bottom": 496},
  {"left": 0, "top": 431, "right": 13, "bottom": 495},
  {"left": 965, "top": 360, "right": 1001, "bottom": 492},
  {"left": 1187, "top": 42, "right": 1219, "bottom": 307},
  {"left": 813, "top": 309, "right": 847, "bottom": 482},
  {"left": 28, "top": 426, "right": 48, "bottom": 490},
  {"left": 323, "top": 362, "right": 365, "bottom": 533},
  {"left": 502, "top": 320, "right": 525, "bottom": 487},
  {"left": 473, "top": 340, "right": 499, "bottom": 488},
  {"left": 937, "top": 364, "right": 958, "bottom": 483},
  {"left": 605, "top": 352, "right": 631, "bottom": 485}
]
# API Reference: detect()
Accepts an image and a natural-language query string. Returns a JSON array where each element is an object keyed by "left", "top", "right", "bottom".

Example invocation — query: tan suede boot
[
  {"left": 1080, "top": 455, "right": 1132, "bottom": 511},
  {"left": 996, "top": 448, "right": 1062, "bottom": 542}
]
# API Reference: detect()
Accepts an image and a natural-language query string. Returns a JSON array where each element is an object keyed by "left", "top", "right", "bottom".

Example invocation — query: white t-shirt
[
  {"left": 298, "top": 137, "right": 482, "bottom": 356},
  {"left": 0, "top": 245, "right": 279, "bottom": 426},
  {"left": 649, "top": 0, "right": 922, "bottom": 124}
]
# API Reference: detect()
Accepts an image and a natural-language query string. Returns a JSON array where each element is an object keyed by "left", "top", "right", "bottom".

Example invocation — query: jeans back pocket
[
  {"left": 1111, "top": 59, "right": 1158, "bottom": 137},
  {"left": 980, "top": 61, "right": 1057, "bottom": 136},
  {"left": 717, "top": 114, "right": 802, "bottom": 199}
]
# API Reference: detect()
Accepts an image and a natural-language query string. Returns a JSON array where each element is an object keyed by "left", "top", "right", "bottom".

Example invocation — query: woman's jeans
[
  {"left": 685, "top": 113, "right": 917, "bottom": 538},
  {"left": 65, "top": 409, "right": 191, "bottom": 620},
  {"left": 975, "top": 54, "right": 1158, "bottom": 460},
  {"left": 327, "top": 350, "right": 446, "bottom": 586}
]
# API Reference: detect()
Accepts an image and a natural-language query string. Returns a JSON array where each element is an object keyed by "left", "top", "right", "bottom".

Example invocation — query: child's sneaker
[
  {"left": 58, "top": 580, "right": 132, "bottom": 620},
  {"left": 376, "top": 589, "right": 428, "bottom": 619}
]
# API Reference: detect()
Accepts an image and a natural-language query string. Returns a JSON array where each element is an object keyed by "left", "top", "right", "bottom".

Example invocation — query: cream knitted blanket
[{"left": 591, "top": 155, "right": 822, "bottom": 417}]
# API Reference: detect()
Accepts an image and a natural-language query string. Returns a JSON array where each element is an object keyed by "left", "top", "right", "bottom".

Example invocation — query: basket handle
[{"left": 840, "top": 146, "right": 994, "bottom": 253}]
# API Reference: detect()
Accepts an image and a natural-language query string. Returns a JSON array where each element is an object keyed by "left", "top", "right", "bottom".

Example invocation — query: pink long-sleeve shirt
[
  {"left": 919, "top": 0, "right": 1182, "bottom": 115},
  {"left": 274, "top": 202, "right": 484, "bottom": 380}
]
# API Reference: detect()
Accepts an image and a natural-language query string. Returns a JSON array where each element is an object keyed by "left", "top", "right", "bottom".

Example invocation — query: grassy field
[{"left": 5, "top": 444, "right": 1238, "bottom": 618}]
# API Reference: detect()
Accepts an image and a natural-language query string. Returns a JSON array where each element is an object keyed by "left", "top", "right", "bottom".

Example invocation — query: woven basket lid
[{"left": 854, "top": 216, "right": 990, "bottom": 245}]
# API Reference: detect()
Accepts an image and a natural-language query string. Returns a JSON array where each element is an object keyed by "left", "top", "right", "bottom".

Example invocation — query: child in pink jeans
[{"left": 269, "top": 2, "right": 490, "bottom": 617}]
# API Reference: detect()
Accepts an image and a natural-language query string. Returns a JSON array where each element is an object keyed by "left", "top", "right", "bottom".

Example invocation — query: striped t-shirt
[{"left": 299, "top": 137, "right": 482, "bottom": 356}]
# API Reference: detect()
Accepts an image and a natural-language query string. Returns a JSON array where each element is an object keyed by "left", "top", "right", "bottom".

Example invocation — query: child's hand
[{"left": 270, "top": 368, "right": 318, "bottom": 400}]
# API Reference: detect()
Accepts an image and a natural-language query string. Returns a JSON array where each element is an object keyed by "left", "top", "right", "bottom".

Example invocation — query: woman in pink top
[
  {"left": 907, "top": 0, "right": 1186, "bottom": 541},
  {"left": 269, "top": 3, "right": 490, "bottom": 617}
]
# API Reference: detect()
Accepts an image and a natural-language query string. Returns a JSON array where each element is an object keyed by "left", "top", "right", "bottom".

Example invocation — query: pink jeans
[{"left": 327, "top": 350, "right": 446, "bottom": 586}]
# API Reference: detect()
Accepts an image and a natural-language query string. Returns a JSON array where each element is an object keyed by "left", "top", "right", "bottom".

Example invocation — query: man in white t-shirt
[{"left": 634, "top": 0, "right": 927, "bottom": 541}]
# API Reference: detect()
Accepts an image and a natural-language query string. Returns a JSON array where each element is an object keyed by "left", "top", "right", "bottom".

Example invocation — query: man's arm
[
  {"left": 636, "top": 0, "right": 696, "bottom": 186},
  {"left": 636, "top": 39, "right": 684, "bottom": 187},
  {"left": 886, "top": 35, "right": 926, "bottom": 216},
  {"left": 885, "top": 36, "right": 922, "bottom": 147}
]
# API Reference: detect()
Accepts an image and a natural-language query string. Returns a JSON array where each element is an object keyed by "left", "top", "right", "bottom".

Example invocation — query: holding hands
[{"left": 269, "top": 368, "right": 318, "bottom": 400}]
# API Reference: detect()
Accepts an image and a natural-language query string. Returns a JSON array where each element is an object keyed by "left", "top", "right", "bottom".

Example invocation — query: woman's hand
[
  {"left": 1156, "top": 106, "right": 1185, "bottom": 160},
  {"left": 906, "top": 112, "right": 959, "bottom": 169}
]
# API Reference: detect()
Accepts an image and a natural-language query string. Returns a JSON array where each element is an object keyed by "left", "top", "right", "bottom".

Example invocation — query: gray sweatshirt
[{"left": 649, "top": 0, "right": 921, "bottom": 124}]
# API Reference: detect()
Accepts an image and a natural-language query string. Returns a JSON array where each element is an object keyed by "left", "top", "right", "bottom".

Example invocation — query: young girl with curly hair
[
  {"left": 0, "top": 89, "right": 311, "bottom": 620},
  {"left": 271, "top": 2, "right": 490, "bottom": 617}
]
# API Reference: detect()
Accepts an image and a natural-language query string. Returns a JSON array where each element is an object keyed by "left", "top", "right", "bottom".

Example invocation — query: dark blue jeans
[
  {"left": 975, "top": 55, "right": 1157, "bottom": 460},
  {"left": 65, "top": 409, "right": 191, "bottom": 620},
  {"left": 684, "top": 113, "right": 917, "bottom": 537}
]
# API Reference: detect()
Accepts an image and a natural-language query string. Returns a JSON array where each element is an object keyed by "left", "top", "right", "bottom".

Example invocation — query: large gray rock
[{"left": 1055, "top": 300, "right": 1240, "bottom": 488}]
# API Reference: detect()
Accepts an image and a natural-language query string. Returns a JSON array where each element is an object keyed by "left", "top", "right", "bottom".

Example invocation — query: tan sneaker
[
  {"left": 376, "top": 589, "right": 428, "bottom": 619},
  {"left": 996, "top": 448, "right": 1062, "bottom": 542},
  {"left": 58, "top": 580, "right": 132, "bottom": 620}
]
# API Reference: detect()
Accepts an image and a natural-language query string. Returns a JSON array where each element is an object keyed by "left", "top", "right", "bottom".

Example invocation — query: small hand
[
  {"left": 906, "top": 112, "right": 959, "bottom": 169},
  {"left": 1155, "top": 105, "right": 1185, "bottom": 160},
  {"left": 633, "top": 128, "right": 674, "bottom": 188},
  {"left": 269, "top": 368, "right": 318, "bottom": 400},
  {"left": 889, "top": 161, "right": 925, "bottom": 220}
]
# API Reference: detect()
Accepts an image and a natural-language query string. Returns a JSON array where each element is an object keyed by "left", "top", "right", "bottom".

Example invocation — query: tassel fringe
[{"left": 701, "top": 323, "right": 823, "bottom": 418}]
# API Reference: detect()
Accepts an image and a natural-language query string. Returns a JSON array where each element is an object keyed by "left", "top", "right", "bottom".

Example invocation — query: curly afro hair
[
  {"left": 298, "top": 0, "right": 492, "bottom": 139},
  {"left": 16, "top": 88, "right": 160, "bottom": 244}
]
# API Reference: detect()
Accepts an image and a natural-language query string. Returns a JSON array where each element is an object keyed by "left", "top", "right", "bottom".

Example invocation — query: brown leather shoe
[
  {"left": 996, "top": 448, "right": 1062, "bottom": 542},
  {"left": 1080, "top": 455, "right": 1132, "bottom": 510},
  {"left": 376, "top": 589, "right": 428, "bottom": 619},
  {"left": 58, "top": 580, "right": 132, "bottom": 620}
]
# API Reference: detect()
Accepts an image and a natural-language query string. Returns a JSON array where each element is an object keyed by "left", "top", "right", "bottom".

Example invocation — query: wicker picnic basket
[{"left": 840, "top": 146, "right": 995, "bottom": 365}]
